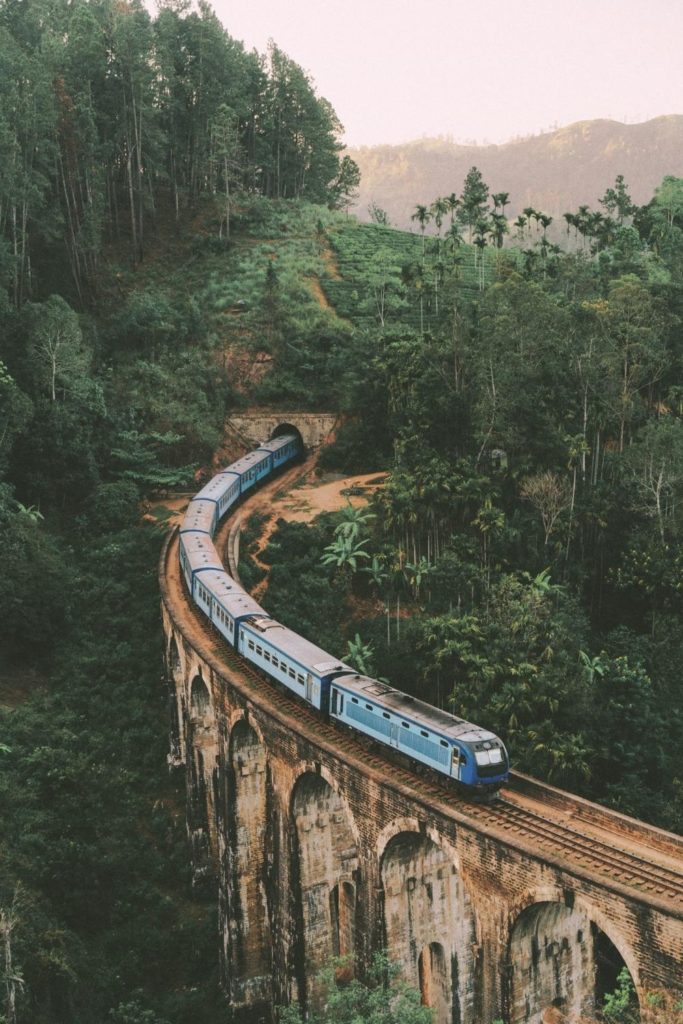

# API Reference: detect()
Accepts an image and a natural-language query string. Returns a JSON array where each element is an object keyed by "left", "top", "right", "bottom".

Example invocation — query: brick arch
[
  {"left": 167, "top": 632, "right": 182, "bottom": 677},
  {"left": 506, "top": 895, "right": 640, "bottom": 1024},
  {"left": 186, "top": 670, "right": 219, "bottom": 880},
  {"left": 225, "top": 707, "right": 267, "bottom": 748},
  {"left": 380, "top": 829, "right": 476, "bottom": 1024},
  {"left": 288, "top": 762, "right": 361, "bottom": 847},
  {"left": 166, "top": 633, "right": 184, "bottom": 764},
  {"left": 506, "top": 888, "right": 641, "bottom": 991},
  {"left": 290, "top": 771, "right": 359, "bottom": 1012},
  {"left": 190, "top": 672, "right": 212, "bottom": 720}
]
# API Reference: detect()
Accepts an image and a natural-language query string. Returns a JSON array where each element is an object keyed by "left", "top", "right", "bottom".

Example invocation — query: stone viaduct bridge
[{"left": 160, "top": 419, "right": 683, "bottom": 1024}]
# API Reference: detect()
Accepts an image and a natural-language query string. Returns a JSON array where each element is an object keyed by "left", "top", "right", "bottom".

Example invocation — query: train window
[
  {"left": 297, "top": 674, "right": 305, "bottom": 685},
  {"left": 401, "top": 721, "right": 409, "bottom": 729},
  {"left": 271, "top": 658, "right": 278, "bottom": 669},
  {"left": 264, "top": 651, "right": 271, "bottom": 662},
  {"left": 248, "top": 640, "right": 255, "bottom": 651},
  {"left": 288, "top": 667, "right": 295, "bottom": 679},
  {"left": 440, "top": 740, "right": 448, "bottom": 747},
  {"left": 351, "top": 697, "right": 359, "bottom": 704},
  {"left": 365, "top": 704, "right": 373, "bottom": 712},
  {"left": 383, "top": 712, "right": 390, "bottom": 719},
  {"left": 420, "top": 730, "right": 429, "bottom": 738},
  {"left": 256, "top": 645, "right": 263, "bottom": 656}
]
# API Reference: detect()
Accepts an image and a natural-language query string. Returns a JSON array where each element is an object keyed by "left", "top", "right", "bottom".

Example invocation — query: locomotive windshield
[{"left": 475, "top": 747, "right": 503, "bottom": 767}]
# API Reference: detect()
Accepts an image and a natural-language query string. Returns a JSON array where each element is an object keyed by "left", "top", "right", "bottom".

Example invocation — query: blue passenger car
[
  {"left": 180, "top": 499, "right": 219, "bottom": 536},
  {"left": 238, "top": 615, "right": 351, "bottom": 711},
  {"left": 329, "top": 674, "right": 509, "bottom": 791},
  {"left": 193, "top": 471, "right": 241, "bottom": 520},
  {"left": 179, "top": 532, "right": 224, "bottom": 595},
  {"left": 229, "top": 451, "right": 273, "bottom": 495},
  {"left": 198, "top": 570, "right": 266, "bottom": 646},
  {"left": 257, "top": 434, "right": 300, "bottom": 469}
]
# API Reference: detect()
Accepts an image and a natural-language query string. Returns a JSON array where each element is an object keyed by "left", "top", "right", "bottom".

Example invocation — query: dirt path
[
  {"left": 144, "top": 455, "right": 387, "bottom": 606},
  {"left": 307, "top": 275, "right": 334, "bottom": 311},
  {"left": 238, "top": 466, "right": 387, "bottom": 602},
  {"left": 321, "top": 242, "right": 342, "bottom": 280}
]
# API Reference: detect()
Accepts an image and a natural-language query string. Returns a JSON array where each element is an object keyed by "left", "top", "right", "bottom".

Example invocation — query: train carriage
[
  {"left": 329, "top": 673, "right": 509, "bottom": 792},
  {"left": 180, "top": 498, "right": 219, "bottom": 537},
  {"left": 179, "top": 532, "right": 224, "bottom": 595},
  {"left": 238, "top": 615, "right": 351, "bottom": 711},
  {"left": 199, "top": 570, "right": 266, "bottom": 645},
  {"left": 193, "top": 471, "right": 241, "bottom": 519},
  {"left": 230, "top": 450, "right": 273, "bottom": 495},
  {"left": 257, "top": 434, "right": 300, "bottom": 469}
]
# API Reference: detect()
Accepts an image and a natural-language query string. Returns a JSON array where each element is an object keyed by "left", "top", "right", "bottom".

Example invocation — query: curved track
[{"left": 161, "top": 456, "right": 683, "bottom": 918}]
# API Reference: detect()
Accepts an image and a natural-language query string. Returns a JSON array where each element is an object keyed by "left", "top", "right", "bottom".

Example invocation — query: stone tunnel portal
[{"left": 271, "top": 422, "right": 305, "bottom": 451}]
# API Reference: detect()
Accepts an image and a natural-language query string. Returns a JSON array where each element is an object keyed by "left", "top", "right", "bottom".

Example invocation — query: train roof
[
  {"left": 333, "top": 673, "right": 499, "bottom": 744},
  {"left": 194, "top": 471, "right": 239, "bottom": 504},
  {"left": 180, "top": 499, "right": 216, "bottom": 534},
  {"left": 181, "top": 533, "right": 224, "bottom": 574},
  {"left": 228, "top": 450, "right": 271, "bottom": 476},
  {"left": 257, "top": 434, "right": 298, "bottom": 453},
  {"left": 200, "top": 570, "right": 265, "bottom": 619},
  {"left": 241, "top": 615, "right": 352, "bottom": 679}
]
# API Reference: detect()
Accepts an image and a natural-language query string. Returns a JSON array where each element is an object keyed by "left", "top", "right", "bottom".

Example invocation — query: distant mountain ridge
[{"left": 347, "top": 116, "right": 683, "bottom": 232}]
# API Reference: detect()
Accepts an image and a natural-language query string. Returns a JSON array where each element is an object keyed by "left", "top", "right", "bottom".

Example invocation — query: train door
[
  {"left": 389, "top": 722, "right": 400, "bottom": 748},
  {"left": 451, "top": 745, "right": 461, "bottom": 780},
  {"left": 305, "top": 673, "right": 314, "bottom": 704}
]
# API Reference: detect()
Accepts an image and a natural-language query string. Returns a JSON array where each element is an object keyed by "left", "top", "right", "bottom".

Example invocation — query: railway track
[{"left": 161, "top": 466, "right": 683, "bottom": 917}]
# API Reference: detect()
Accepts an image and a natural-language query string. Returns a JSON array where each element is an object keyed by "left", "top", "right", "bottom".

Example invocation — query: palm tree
[
  {"left": 404, "top": 557, "right": 435, "bottom": 601},
  {"left": 362, "top": 554, "right": 388, "bottom": 593},
  {"left": 15, "top": 502, "right": 44, "bottom": 523},
  {"left": 473, "top": 220, "right": 490, "bottom": 289},
  {"left": 522, "top": 206, "right": 536, "bottom": 237},
  {"left": 490, "top": 212, "right": 509, "bottom": 249},
  {"left": 446, "top": 192, "right": 460, "bottom": 225},
  {"left": 430, "top": 196, "right": 449, "bottom": 239},
  {"left": 321, "top": 535, "right": 370, "bottom": 575},
  {"left": 513, "top": 214, "right": 527, "bottom": 243},
  {"left": 492, "top": 191, "right": 510, "bottom": 216},
  {"left": 411, "top": 204, "right": 431, "bottom": 259},
  {"left": 538, "top": 213, "right": 553, "bottom": 239},
  {"left": 335, "top": 501, "right": 375, "bottom": 542},
  {"left": 345, "top": 633, "right": 375, "bottom": 676}
]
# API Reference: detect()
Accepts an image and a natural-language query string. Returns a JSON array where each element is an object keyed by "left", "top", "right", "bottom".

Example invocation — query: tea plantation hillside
[{"left": 324, "top": 221, "right": 520, "bottom": 329}]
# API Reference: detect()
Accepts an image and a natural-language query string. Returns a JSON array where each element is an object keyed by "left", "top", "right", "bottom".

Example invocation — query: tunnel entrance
[{"left": 270, "top": 422, "right": 305, "bottom": 451}]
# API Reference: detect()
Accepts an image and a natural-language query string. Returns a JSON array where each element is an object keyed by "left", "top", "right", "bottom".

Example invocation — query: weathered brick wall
[{"left": 161, "top": 610, "right": 683, "bottom": 1024}]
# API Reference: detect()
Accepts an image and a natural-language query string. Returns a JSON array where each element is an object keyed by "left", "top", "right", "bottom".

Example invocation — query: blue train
[{"left": 178, "top": 433, "right": 509, "bottom": 796}]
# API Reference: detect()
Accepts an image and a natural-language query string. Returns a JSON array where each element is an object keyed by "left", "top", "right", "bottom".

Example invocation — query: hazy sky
[{"left": 210, "top": 0, "right": 683, "bottom": 147}]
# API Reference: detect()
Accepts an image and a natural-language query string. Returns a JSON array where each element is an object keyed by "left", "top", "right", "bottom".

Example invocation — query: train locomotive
[{"left": 178, "top": 433, "right": 510, "bottom": 797}]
